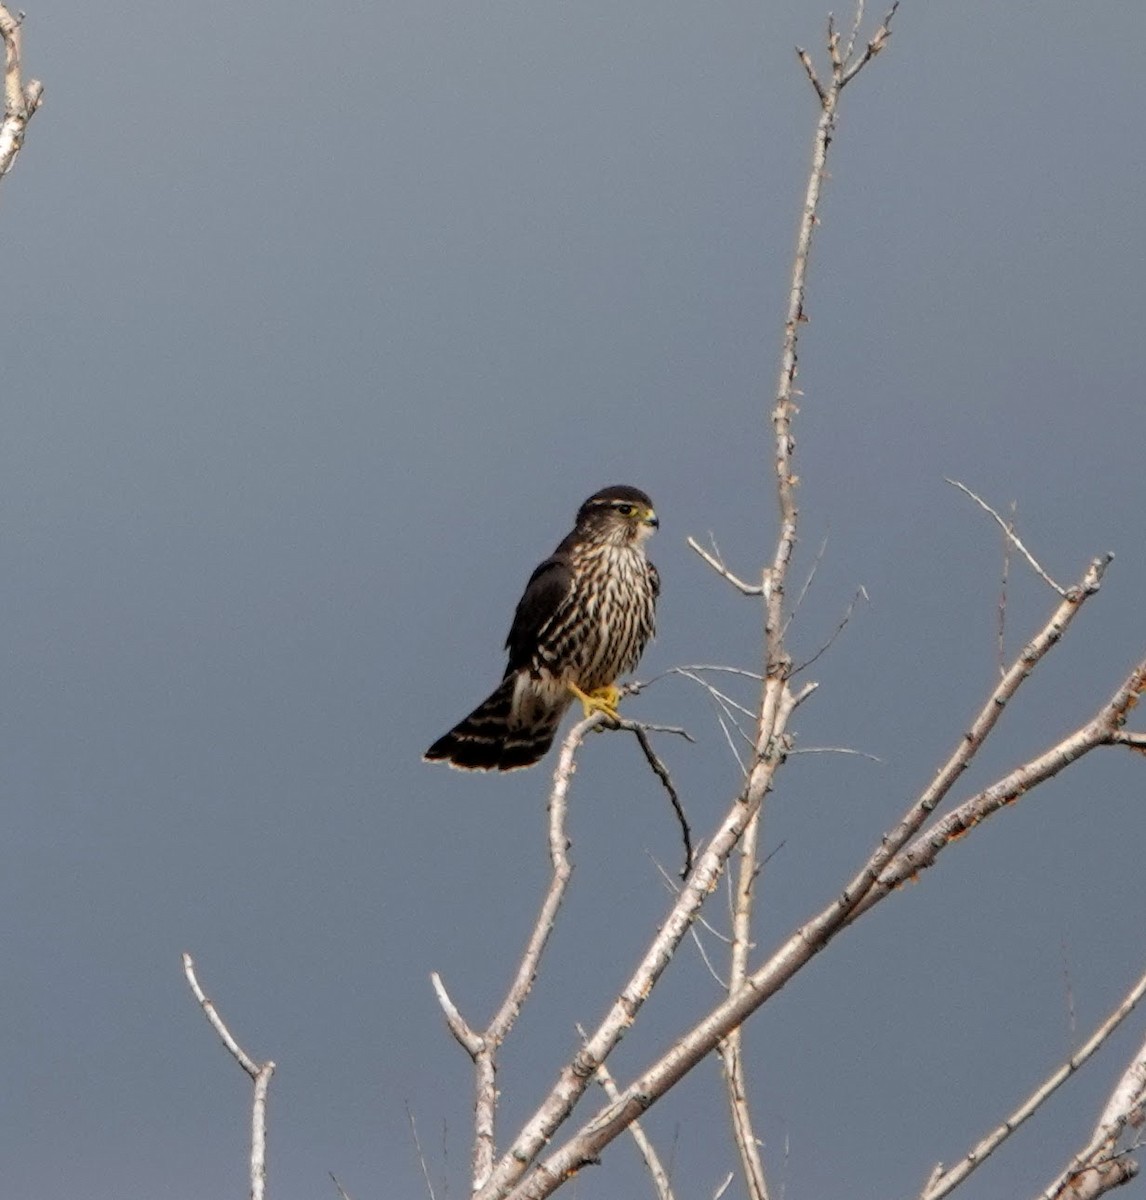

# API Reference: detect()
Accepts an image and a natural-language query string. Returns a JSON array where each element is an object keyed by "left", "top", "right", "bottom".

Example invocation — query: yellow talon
[{"left": 568, "top": 682, "right": 623, "bottom": 721}]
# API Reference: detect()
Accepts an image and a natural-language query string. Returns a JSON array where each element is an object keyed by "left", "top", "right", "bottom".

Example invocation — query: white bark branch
[
  {"left": 433, "top": 715, "right": 590, "bottom": 1193},
  {"left": 498, "top": 587, "right": 1141, "bottom": 1200},
  {"left": 687, "top": 535, "right": 765, "bottom": 596},
  {"left": 577, "top": 1024, "right": 676, "bottom": 1200},
  {"left": 841, "top": 553, "right": 1111, "bottom": 922},
  {"left": 946, "top": 478, "right": 1066, "bottom": 595},
  {"left": 474, "top": 11, "right": 900, "bottom": 1198},
  {"left": 433, "top": 7, "right": 1146, "bottom": 1200},
  {"left": 849, "top": 645, "right": 1146, "bottom": 918},
  {"left": 478, "top": 683, "right": 805, "bottom": 1200},
  {"left": 919, "top": 965, "right": 1146, "bottom": 1200},
  {"left": 0, "top": 3, "right": 43, "bottom": 183},
  {"left": 719, "top": 805, "right": 769, "bottom": 1200},
  {"left": 1039, "top": 1027, "right": 1146, "bottom": 1200},
  {"left": 182, "top": 952, "right": 275, "bottom": 1200}
]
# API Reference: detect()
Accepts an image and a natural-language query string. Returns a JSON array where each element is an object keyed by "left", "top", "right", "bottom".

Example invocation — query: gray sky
[{"left": 4, "top": 2, "right": 1146, "bottom": 1197}]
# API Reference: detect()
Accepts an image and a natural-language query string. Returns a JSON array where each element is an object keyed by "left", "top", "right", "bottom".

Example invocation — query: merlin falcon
[{"left": 424, "top": 485, "right": 660, "bottom": 771}]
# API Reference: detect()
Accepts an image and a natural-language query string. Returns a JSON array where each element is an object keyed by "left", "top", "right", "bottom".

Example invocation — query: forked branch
[
  {"left": 183, "top": 952, "right": 275, "bottom": 1200},
  {"left": 919, "top": 965, "right": 1146, "bottom": 1200},
  {"left": 432, "top": 714, "right": 592, "bottom": 1192},
  {"left": 498, "top": 559, "right": 1141, "bottom": 1200}
]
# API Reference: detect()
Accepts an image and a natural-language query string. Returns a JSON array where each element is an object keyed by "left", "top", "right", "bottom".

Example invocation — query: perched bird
[{"left": 425, "top": 485, "right": 660, "bottom": 771}]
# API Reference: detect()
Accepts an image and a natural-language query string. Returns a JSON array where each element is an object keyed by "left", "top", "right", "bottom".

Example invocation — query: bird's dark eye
[{"left": 614, "top": 503, "right": 635, "bottom": 516}]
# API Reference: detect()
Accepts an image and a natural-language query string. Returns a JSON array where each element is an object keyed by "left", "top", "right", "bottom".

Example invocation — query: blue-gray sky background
[{"left": 3, "top": 2, "right": 1145, "bottom": 1197}]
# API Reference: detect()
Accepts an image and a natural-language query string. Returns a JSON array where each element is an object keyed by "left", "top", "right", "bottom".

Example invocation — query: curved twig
[{"left": 433, "top": 714, "right": 595, "bottom": 1192}]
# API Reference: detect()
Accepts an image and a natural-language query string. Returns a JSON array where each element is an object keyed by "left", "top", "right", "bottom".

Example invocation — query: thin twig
[
  {"left": 620, "top": 721, "right": 694, "bottom": 878},
  {"left": 183, "top": 953, "right": 275, "bottom": 1200},
  {"left": 839, "top": 1, "right": 899, "bottom": 87},
  {"left": 781, "top": 533, "right": 830, "bottom": 638},
  {"left": 787, "top": 745, "right": 883, "bottom": 763},
  {"left": 919, "top": 965, "right": 1146, "bottom": 1200},
  {"left": 430, "top": 973, "right": 482, "bottom": 1055},
  {"left": 577, "top": 1025, "right": 676, "bottom": 1200},
  {"left": 998, "top": 500, "right": 1017, "bottom": 676},
  {"left": 796, "top": 48, "right": 826, "bottom": 103},
  {"left": 1061, "top": 940, "right": 1078, "bottom": 1044},
  {"left": 792, "top": 585, "right": 869, "bottom": 675},
  {"left": 712, "top": 1173, "right": 736, "bottom": 1200},
  {"left": 947, "top": 479, "right": 1066, "bottom": 596},
  {"left": 691, "top": 925, "right": 730, "bottom": 989},
  {"left": 666, "top": 667, "right": 756, "bottom": 767},
  {"left": 687, "top": 535, "right": 765, "bottom": 596},
  {"left": 716, "top": 710, "right": 750, "bottom": 773},
  {"left": 670, "top": 669, "right": 757, "bottom": 721},
  {"left": 330, "top": 1173, "right": 354, "bottom": 1200},
  {"left": 842, "top": 0, "right": 866, "bottom": 63},
  {"left": 407, "top": 1104, "right": 440, "bottom": 1200},
  {"left": 673, "top": 664, "right": 765, "bottom": 681},
  {"left": 649, "top": 854, "right": 733, "bottom": 946}
]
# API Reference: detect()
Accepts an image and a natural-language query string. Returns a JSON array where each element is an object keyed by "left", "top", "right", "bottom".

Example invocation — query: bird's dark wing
[
  {"left": 649, "top": 561, "right": 661, "bottom": 599},
  {"left": 504, "top": 554, "right": 574, "bottom": 675}
]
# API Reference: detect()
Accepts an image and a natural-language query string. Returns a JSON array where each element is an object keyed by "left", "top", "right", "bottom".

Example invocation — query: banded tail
[{"left": 424, "top": 676, "right": 563, "bottom": 771}]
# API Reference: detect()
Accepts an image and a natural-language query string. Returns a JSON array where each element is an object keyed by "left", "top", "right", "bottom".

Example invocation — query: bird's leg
[{"left": 567, "top": 682, "right": 623, "bottom": 721}]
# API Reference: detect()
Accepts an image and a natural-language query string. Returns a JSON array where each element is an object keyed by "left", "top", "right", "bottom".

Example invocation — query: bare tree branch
[
  {"left": 791, "top": 585, "right": 869, "bottom": 675},
  {"left": 477, "top": 682, "right": 807, "bottom": 1200},
  {"left": 919, "top": 965, "right": 1146, "bottom": 1200},
  {"left": 477, "top": 10, "right": 902, "bottom": 1196},
  {"left": 719, "top": 809, "right": 769, "bottom": 1200},
  {"left": 712, "top": 1171, "right": 736, "bottom": 1200},
  {"left": 499, "top": 576, "right": 1138, "bottom": 1200},
  {"left": 781, "top": 532, "right": 830, "bottom": 638},
  {"left": 432, "top": 715, "right": 593, "bottom": 1192},
  {"left": 1039, "top": 1027, "right": 1146, "bottom": 1200},
  {"left": 788, "top": 745, "right": 883, "bottom": 762},
  {"left": 182, "top": 952, "right": 275, "bottom": 1200},
  {"left": 841, "top": 553, "right": 1111, "bottom": 920},
  {"left": 849, "top": 646, "right": 1146, "bottom": 919},
  {"left": 0, "top": 3, "right": 43, "bottom": 183},
  {"left": 687, "top": 535, "right": 765, "bottom": 596},
  {"left": 998, "top": 499, "right": 1018, "bottom": 676},
  {"left": 947, "top": 478, "right": 1066, "bottom": 595},
  {"left": 330, "top": 1172, "right": 355, "bottom": 1200},
  {"left": 619, "top": 719, "right": 694, "bottom": 878},
  {"left": 839, "top": 2, "right": 898, "bottom": 87},
  {"left": 434, "top": 7, "right": 1146, "bottom": 1200},
  {"left": 577, "top": 1025, "right": 676, "bottom": 1200}
]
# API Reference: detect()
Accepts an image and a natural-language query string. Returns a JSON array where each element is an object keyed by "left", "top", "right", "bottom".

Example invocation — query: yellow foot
[{"left": 568, "top": 682, "right": 623, "bottom": 721}]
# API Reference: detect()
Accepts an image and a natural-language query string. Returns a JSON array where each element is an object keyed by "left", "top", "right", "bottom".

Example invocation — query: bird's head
[{"left": 576, "top": 485, "right": 659, "bottom": 546}]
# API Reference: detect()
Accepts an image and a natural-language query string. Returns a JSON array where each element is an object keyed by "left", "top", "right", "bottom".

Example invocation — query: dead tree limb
[
  {"left": 0, "top": 3, "right": 43, "bottom": 183},
  {"left": 183, "top": 952, "right": 275, "bottom": 1200}
]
